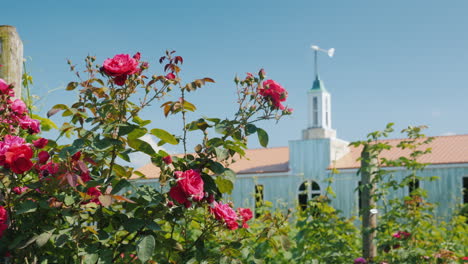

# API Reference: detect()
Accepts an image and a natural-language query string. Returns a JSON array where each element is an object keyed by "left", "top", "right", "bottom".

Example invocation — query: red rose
[
  {"left": 5, "top": 145, "right": 33, "bottom": 174},
  {"left": 169, "top": 185, "right": 191, "bottom": 208},
  {"left": 169, "top": 169, "right": 204, "bottom": 207},
  {"left": 165, "top": 73, "right": 176, "bottom": 80},
  {"left": 80, "top": 171, "right": 91, "bottom": 182},
  {"left": 237, "top": 207, "right": 253, "bottom": 228},
  {"left": 72, "top": 151, "right": 81, "bottom": 161},
  {"left": 86, "top": 186, "right": 102, "bottom": 205},
  {"left": 211, "top": 201, "right": 238, "bottom": 230},
  {"left": 33, "top": 138, "right": 48, "bottom": 149},
  {"left": 38, "top": 151, "right": 50, "bottom": 164},
  {"left": 102, "top": 54, "right": 140, "bottom": 86},
  {"left": 39, "top": 162, "right": 59, "bottom": 178},
  {"left": 0, "top": 206, "right": 8, "bottom": 238},
  {"left": 0, "top": 135, "right": 26, "bottom": 166},
  {"left": 162, "top": 155, "right": 172, "bottom": 164},
  {"left": 260, "top": 80, "right": 288, "bottom": 110}
]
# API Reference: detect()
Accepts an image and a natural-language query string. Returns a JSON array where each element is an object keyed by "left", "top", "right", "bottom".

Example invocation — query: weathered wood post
[
  {"left": 0, "top": 25, "right": 23, "bottom": 98},
  {"left": 360, "top": 144, "right": 378, "bottom": 261}
]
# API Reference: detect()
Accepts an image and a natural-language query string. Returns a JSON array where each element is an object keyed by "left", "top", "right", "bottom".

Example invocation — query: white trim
[
  {"left": 236, "top": 171, "right": 290, "bottom": 178},
  {"left": 330, "top": 163, "right": 468, "bottom": 174}
]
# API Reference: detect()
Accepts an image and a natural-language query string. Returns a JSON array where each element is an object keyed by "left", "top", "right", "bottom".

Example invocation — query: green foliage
[
  {"left": 293, "top": 196, "right": 360, "bottom": 263},
  {"left": 0, "top": 51, "right": 291, "bottom": 263}
]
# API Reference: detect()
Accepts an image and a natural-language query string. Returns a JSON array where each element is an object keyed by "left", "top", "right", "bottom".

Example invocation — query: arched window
[
  {"left": 408, "top": 178, "right": 420, "bottom": 195},
  {"left": 463, "top": 177, "right": 468, "bottom": 204},
  {"left": 298, "top": 180, "right": 321, "bottom": 210}
]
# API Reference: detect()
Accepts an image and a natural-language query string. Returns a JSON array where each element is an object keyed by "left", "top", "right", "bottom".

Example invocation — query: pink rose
[
  {"left": 392, "top": 231, "right": 411, "bottom": 239},
  {"left": 0, "top": 206, "right": 8, "bottom": 238},
  {"left": 169, "top": 169, "right": 204, "bottom": 207},
  {"left": 211, "top": 201, "right": 238, "bottom": 230},
  {"left": 165, "top": 73, "right": 176, "bottom": 80},
  {"left": 12, "top": 186, "right": 28, "bottom": 195},
  {"left": 5, "top": 145, "right": 34, "bottom": 174},
  {"left": 19, "top": 116, "right": 41, "bottom": 134},
  {"left": 33, "top": 138, "right": 48, "bottom": 149},
  {"left": 354, "top": 257, "right": 367, "bottom": 264},
  {"left": 237, "top": 208, "right": 253, "bottom": 228},
  {"left": 162, "top": 155, "right": 172, "bottom": 164},
  {"left": 0, "top": 78, "right": 10, "bottom": 94},
  {"left": 102, "top": 54, "right": 140, "bottom": 86},
  {"left": 260, "top": 80, "right": 288, "bottom": 110},
  {"left": 11, "top": 99, "right": 27, "bottom": 115},
  {"left": 38, "top": 151, "right": 50, "bottom": 164}
]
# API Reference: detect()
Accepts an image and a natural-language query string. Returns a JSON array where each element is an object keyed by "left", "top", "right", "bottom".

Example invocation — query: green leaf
[
  {"left": 137, "top": 235, "right": 155, "bottom": 262},
  {"left": 31, "top": 114, "right": 58, "bottom": 131},
  {"left": 245, "top": 124, "right": 257, "bottom": 135},
  {"left": 215, "top": 147, "right": 229, "bottom": 161},
  {"left": 215, "top": 177, "right": 234, "bottom": 194},
  {"left": 16, "top": 200, "right": 37, "bottom": 214},
  {"left": 123, "top": 218, "right": 145, "bottom": 233},
  {"left": 150, "top": 128, "right": 178, "bottom": 145},
  {"left": 183, "top": 100, "right": 197, "bottom": 112},
  {"left": 36, "top": 231, "right": 53, "bottom": 247},
  {"left": 111, "top": 179, "right": 131, "bottom": 194},
  {"left": 127, "top": 127, "right": 147, "bottom": 140},
  {"left": 257, "top": 128, "right": 269, "bottom": 147},
  {"left": 220, "top": 169, "right": 236, "bottom": 182},
  {"left": 66, "top": 81, "right": 79, "bottom": 91},
  {"left": 215, "top": 123, "right": 229, "bottom": 135},
  {"left": 118, "top": 123, "right": 140, "bottom": 137},
  {"left": 133, "top": 116, "right": 152, "bottom": 126},
  {"left": 94, "top": 137, "right": 122, "bottom": 150},
  {"left": 112, "top": 164, "right": 128, "bottom": 178},
  {"left": 47, "top": 104, "right": 69, "bottom": 118},
  {"left": 83, "top": 254, "right": 99, "bottom": 264},
  {"left": 128, "top": 138, "right": 156, "bottom": 156},
  {"left": 209, "top": 161, "right": 225, "bottom": 174},
  {"left": 64, "top": 195, "right": 75, "bottom": 206}
]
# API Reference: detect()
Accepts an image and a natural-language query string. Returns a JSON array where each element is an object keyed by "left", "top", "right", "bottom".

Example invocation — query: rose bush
[{"left": 0, "top": 50, "right": 291, "bottom": 263}]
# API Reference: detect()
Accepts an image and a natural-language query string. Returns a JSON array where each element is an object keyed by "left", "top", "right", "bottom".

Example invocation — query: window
[
  {"left": 255, "top": 185, "right": 264, "bottom": 217},
  {"left": 408, "top": 178, "right": 420, "bottom": 195},
  {"left": 325, "top": 97, "right": 329, "bottom": 127},
  {"left": 463, "top": 177, "right": 468, "bottom": 204},
  {"left": 299, "top": 182, "right": 308, "bottom": 210},
  {"left": 298, "top": 180, "right": 321, "bottom": 210},
  {"left": 313, "top": 97, "right": 318, "bottom": 126}
]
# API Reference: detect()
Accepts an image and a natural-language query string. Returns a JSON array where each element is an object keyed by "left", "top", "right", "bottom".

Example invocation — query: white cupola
[{"left": 303, "top": 75, "right": 336, "bottom": 139}]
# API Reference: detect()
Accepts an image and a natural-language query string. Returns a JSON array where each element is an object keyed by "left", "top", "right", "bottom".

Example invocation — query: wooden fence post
[
  {"left": 361, "top": 144, "right": 377, "bottom": 261},
  {"left": 0, "top": 25, "right": 23, "bottom": 98}
]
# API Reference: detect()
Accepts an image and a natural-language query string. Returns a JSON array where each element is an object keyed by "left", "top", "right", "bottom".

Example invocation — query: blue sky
[{"left": 3, "top": 0, "right": 468, "bottom": 157}]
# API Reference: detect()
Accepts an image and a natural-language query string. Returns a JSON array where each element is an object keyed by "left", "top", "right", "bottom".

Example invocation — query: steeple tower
[{"left": 302, "top": 46, "right": 336, "bottom": 140}]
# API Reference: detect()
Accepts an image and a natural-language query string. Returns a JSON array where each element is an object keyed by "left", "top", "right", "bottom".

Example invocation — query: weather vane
[{"left": 311, "top": 45, "right": 335, "bottom": 78}]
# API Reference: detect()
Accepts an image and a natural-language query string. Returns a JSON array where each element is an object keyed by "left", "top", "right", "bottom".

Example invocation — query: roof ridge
[{"left": 358, "top": 133, "right": 468, "bottom": 143}]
